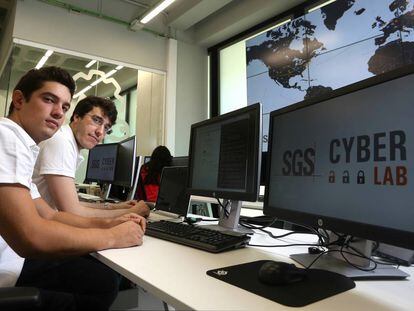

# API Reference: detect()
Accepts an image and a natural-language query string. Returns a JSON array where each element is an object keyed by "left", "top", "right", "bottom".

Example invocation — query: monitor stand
[
  {"left": 204, "top": 200, "right": 253, "bottom": 234},
  {"left": 290, "top": 233, "right": 409, "bottom": 280}
]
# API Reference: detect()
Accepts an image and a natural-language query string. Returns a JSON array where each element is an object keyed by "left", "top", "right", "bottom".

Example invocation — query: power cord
[{"left": 216, "top": 198, "right": 230, "bottom": 218}]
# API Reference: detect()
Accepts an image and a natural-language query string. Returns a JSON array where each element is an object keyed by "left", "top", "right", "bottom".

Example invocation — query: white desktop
[{"left": 94, "top": 215, "right": 413, "bottom": 311}]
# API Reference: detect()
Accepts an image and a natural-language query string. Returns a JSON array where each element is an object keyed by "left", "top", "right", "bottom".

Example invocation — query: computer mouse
[{"left": 258, "top": 261, "right": 306, "bottom": 286}]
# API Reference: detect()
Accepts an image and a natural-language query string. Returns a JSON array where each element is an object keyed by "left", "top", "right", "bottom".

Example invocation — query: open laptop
[{"left": 147, "top": 166, "right": 190, "bottom": 222}]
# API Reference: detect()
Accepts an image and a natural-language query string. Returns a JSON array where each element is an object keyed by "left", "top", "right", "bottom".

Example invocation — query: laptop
[{"left": 147, "top": 166, "right": 190, "bottom": 222}]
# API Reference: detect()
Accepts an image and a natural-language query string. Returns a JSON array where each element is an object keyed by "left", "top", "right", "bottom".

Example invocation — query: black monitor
[
  {"left": 155, "top": 166, "right": 190, "bottom": 216},
  {"left": 85, "top": 142, "right": 118, "bottom": 184},
  {"left": 260, "top": 151, "right": 267, "bottom": 185},
  {"left": 188, "top": 103, "right": 262, "bottom": 231},
  {"left": 113, "top": 136, "right": 136, "bottom": 188},
  {"left": 171, "top": 156, "right": 188, "bottom": 167},
  {"left": 264, "top": 65, "right": 414, "bottom": 279}
]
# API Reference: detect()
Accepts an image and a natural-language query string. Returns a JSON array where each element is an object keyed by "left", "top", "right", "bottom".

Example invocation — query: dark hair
[
  {"left": 70, "top": 96, "right": 117, "bottom": 125},
  {"left": 144, "top": 146, "right": 172, "bottom": 184},
  {"left": 9, "top": 66, "right": 76, "bottom": 115}
]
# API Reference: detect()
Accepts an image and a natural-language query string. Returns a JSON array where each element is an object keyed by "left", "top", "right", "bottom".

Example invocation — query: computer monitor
[
  {"left": 188, "top": 103, "right": 262, "bottom": 231},
  {"left": 113, "top": 136, "right": 136, "bottom": 188},
  {"left": 264, "top": 65, "right": 414, "bottom": 279},
  {"left": 155, "top": 166, "right": 190, "bottom": 216},
  {"left": 171, "top": 156, "right": 188, "bottom": 167},
  {"left": 260, "top": 151, "right": 267, "bottom": 185},
  {"left": 85, "top": 142, "right": 118, "bottom": 184}
]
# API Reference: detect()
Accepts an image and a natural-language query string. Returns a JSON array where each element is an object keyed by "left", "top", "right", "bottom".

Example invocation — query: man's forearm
[
  {"left": 51, "top": 210, "right": 111, "bottom": 228},
  {"left": 77, "top": 202, "right": 137, "bottom": 217}
]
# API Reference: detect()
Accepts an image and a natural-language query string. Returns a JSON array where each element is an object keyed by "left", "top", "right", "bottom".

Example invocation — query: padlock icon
[
  {"left": 357, "top": 170, "right": 365, "bottom": 184},
  {"left": 342, "top": 170, "right": 350, "bottom": 183},
  {"left": 328, "top": 171, "right": 335, "bottom": 183}
]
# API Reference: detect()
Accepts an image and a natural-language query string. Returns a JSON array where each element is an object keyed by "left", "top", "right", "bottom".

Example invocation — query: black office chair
[{"left": 0, "top": 287, "right": 41, "bottom": 310}]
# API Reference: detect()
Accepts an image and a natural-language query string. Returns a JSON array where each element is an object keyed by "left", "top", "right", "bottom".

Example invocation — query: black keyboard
[{"left": 146, "top": 221, "right": 250, "bottom": 253}]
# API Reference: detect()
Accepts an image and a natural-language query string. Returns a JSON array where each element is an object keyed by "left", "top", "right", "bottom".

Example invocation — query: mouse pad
[{"left": 207, "top": 260, "right": 355, "bottom": 307}]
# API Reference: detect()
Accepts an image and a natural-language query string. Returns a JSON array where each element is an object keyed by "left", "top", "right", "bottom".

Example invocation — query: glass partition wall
[{"left": 0, "top": 42, "right": 166, "bottom": 183}]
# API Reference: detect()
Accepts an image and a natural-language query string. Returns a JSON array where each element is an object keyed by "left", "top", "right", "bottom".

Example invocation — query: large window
[
  {"left": 215, "top": 0, "right": 414, "bottom": 151},
  {"left": 0, "top": 42, "right": 166, "bottom": 183}
]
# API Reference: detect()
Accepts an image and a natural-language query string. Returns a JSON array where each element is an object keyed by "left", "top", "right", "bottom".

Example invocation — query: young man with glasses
[
  {"left": 0, "top": 67, "right": 146, "bottom": 310},
  {"left": 33, "top": 96, "right": 150, "bottom": 218}
]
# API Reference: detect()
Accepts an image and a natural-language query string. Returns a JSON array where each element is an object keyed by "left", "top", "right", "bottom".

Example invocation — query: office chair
[{"left": 0, "top": 286, "right": 41, "bottom": 310}]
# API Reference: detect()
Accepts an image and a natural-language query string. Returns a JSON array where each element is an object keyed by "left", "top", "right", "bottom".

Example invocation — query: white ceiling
[{"left": 0, "top": 0, "right": 309, "bottom": 49}]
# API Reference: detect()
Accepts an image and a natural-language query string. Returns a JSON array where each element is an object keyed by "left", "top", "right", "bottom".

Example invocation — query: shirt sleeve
[
  {"left": 0, "top": 127, "right": 33, "bottom": 190},
  {"left": 36, "top": 134, "right": 77, "bottom": 178},
  {"left": 30, "top": 182, "right": 41, "bottom": 200}
]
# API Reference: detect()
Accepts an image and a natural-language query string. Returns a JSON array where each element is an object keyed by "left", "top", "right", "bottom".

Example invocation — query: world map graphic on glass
[{"left": 246, "top": 0, "right": 414, "bottom": 151}]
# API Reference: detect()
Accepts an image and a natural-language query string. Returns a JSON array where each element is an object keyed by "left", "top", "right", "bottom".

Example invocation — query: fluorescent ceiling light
[
  {"left": 140, "top": 0, "right": 175, "bottom": 24},
  {"left": 115, "top": 65, "right": 124, "bottom": 70},
  {"left": 85, "top": 60, "right": 97, "bottom": 68},
  {"left": 35, "top": 50, "right": 54, "bottom": 69},
  {"left": 308, "top": 0, "right": 336, "bottom": 13}
]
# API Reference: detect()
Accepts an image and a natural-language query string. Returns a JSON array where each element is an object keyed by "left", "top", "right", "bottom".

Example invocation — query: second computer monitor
[
  {"left": 171, "top": 156, "right": 188, "bottom": 167},
  {"left": 187, "top": 103, "right": 262, "bottom": 202},
  {"left": 85, "top": 142, "right": 118, "bottom": 183},
  {"left": 113, "top": 136, "right": 136, "bottom": 188}
]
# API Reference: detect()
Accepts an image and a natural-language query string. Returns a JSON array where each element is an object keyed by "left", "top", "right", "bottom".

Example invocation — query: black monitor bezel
[
  {"left": 113, "top": 136, "right": 136, "bottom": 188},
  {"left": 156, "top": 166, "right": 190, "bottom": 216},
  {"left": 85, "top": 142, "right": 119, "bottom": 184},
  {"left": 187, "top": 103, "right": 262, "bottom": 202},
  {"left": 264, "top": 64, "right": 414, "bottom": 250},
  {"left": 170, "top": 156, "right": 189, "bottom": 167}
]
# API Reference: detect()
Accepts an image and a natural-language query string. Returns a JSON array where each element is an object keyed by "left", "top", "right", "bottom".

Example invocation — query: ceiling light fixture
[
  {"left": 85, "top": 60, "right": 97, "bottom": 68},
  {"left": 35, "top": 50, "right": 54, "bottom": 69},
  {"left": 140, "top": 0, "right": 175, "bottom": 24},
  {"left": 308, "top": 0, "right": 336, "bottom": 13}
]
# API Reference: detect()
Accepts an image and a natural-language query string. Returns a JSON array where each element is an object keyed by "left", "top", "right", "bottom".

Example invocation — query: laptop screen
[{"left": 155, "top": 166, "right": 190, "bottom": 216}]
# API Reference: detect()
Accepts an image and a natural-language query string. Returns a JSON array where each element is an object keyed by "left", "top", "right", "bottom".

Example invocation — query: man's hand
[
  {"left": 109, "top": 213, "right": 147, "bottom": 232},
  {"left": 114, "top": 200, "right": 137, "bottom": 209},
  {"left": 124, "top": 200, "right": 151, "bottom": 218},
  {"left": 110, "top": 221, "right": 145, "bottom": 248},
  {"left": 113, "top": 200, "right": 149, "bottom": 216}
]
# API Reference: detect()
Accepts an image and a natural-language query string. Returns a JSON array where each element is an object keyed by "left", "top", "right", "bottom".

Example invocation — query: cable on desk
[{"left": 305, "top": 233, "right": 400, "bottom": 271}]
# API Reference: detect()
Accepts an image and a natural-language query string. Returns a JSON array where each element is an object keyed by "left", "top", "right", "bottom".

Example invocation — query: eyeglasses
[{"left": 86, "top": 113, "right": 113, "bottom": 135}]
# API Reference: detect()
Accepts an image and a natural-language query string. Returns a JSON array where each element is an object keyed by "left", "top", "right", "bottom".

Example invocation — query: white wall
[
  {"left": 8, "top": 0, "right": 208, "bottom": 159},
  {"left": 175, "top": 40, "right": 208, "bottom": 156},
  {"left": 0, "top": 1, "right": 15, "bottom": 76},
  {"left": 0, "top": 1, "right": 16, "bottom": 116},
  {"left": 13, "top": 0, "right": 167, "bottom": 71},
  {"left": 136, "top": 70, "right": 165, "bottom": 156}
]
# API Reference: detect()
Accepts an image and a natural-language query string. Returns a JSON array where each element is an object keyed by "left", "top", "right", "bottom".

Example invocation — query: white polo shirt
[
  {"left": 0, "top": 117, "right": 41, "bottom": 287},
  {"left": 33, "top": 124, "right": 84, "bottom": 209}
]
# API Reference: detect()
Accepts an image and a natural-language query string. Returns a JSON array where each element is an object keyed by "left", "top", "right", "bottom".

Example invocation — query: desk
[{"left": 94, "top": 226, "right": 414, "bottom": 311}]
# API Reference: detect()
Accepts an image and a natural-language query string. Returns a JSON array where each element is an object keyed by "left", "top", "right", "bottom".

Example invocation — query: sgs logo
[{"left": 282, "top": 148, "right": 315, "bottom": 176}]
